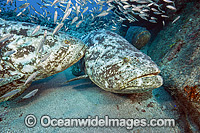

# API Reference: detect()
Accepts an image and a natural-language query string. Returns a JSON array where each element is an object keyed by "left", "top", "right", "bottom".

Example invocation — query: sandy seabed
[{"left": 0, "top": 66, "right": 181, "bottom": 132}]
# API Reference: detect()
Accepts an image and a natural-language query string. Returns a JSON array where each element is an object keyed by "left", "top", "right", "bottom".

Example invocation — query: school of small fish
[{"left": 2, "top": 0, "right": 178, "bottom": 34}]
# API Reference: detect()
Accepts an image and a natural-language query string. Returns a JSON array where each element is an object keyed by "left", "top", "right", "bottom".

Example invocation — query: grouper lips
[{"left": 128, "top": 71, "right": 161, "bottom": 82}]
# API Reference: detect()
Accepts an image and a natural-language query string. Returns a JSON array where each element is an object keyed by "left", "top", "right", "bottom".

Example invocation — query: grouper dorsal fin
[{"left": 64, "top": 74, "right": 89, "bottom": 84}]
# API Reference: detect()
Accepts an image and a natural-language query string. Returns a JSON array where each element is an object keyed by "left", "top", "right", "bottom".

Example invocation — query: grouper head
[
  {"left": 82, "top": 29, "right": 163, "bottom": 93},
  {"left": 35, "top": 35, "right": 86, "bottom": 79},
  {"left": 106, "top": 52, "right": 163, "bottom": 93}
]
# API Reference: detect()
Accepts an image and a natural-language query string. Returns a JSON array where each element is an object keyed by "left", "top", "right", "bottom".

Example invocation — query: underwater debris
[{"left": 184, "top": 85, "right": 200, "bottom": 103}]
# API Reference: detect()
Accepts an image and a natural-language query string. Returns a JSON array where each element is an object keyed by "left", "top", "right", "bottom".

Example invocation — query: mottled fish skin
[
  {"left": 40, "top": 52, "right": 51, "bottom": 62},
  {"left": 4, "top": 50, "right": 16, "bottom": 57},
  {"left": 0, "top": 78, "right": 3, "bottom": 82},
  {"left": 81, "top": 29, "right": 163, "bottom": 93},
  {"left": 0, "top": 19, "right": 86, "bottom": 102}
]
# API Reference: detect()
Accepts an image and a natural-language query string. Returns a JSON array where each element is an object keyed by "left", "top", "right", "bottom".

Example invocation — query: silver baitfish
[
  {"left": 31, "top": 25, "right": 40, "bottom": 36},
  {"left": 0, "top": 89, "right": 21, "bottom": 100},
  {"left": 24, "top": 72, "right": 39, "bottom": 86},
  {"left": 68, "top": 30, "right": 163, "bottom": 93},
  {"left": 22, "top": 89, "right": 38, "bottom": 99},
  {"left": 0, "top": 19, "right": 86, "bottom": 102},
  {"left": 52, "top": 23, "right": 64, "bottom": 36},
  {"left": 0, "top": 34, "right": 14, "bottom": 43}
]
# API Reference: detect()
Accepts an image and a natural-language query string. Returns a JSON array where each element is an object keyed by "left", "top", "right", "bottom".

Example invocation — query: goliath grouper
[
  {"left": 0, "top": 19, "right": 86, "bottom": 102},
  {"left": 67, "top": 29, "right": 163, "bottom": 93}
]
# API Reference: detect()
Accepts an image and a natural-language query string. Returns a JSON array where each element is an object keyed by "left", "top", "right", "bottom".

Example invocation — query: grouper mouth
[
  {"left": 128, "top": 71, "right": 161, "bottom": 82},
  {"left": 113, "top": 71, "right": 163, "bottom": 93}
]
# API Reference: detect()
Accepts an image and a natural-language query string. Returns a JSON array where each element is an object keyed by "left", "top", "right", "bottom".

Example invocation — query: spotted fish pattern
[
  {"left": 0, "top": 19, "right": 86, "bottom": 102},
  {"left": 81, "top": 29, "right": 163, "bottom": 93}
]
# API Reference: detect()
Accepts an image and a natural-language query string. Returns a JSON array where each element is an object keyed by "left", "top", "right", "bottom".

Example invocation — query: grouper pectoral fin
[{"left": 64, "top": 74, "right": 89, "bottom": 84}]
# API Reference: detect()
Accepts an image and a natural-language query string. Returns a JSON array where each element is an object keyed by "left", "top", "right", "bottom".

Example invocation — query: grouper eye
[
  {"left": 64, "top": 40, "right": 70, "bottom": 44},
  {"left": 123, "top": 57, "right": 131, "bottom": 63}
]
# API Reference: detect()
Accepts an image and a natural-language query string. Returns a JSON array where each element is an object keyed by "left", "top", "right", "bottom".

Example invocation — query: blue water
[
  {"left": 1, "top": 0, "right": 108, "bottom": 23},
  {"left": 0, "top": 0, "right": 168, "bottom": 36}
]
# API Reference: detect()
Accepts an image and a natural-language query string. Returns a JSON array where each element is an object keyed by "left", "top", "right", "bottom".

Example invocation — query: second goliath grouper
[
  {"left": 68, "top": 29, "right": 163, "bottom": 93},
  {"left": 0, "top": 19, "right": 86, "bottom": 102}
]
